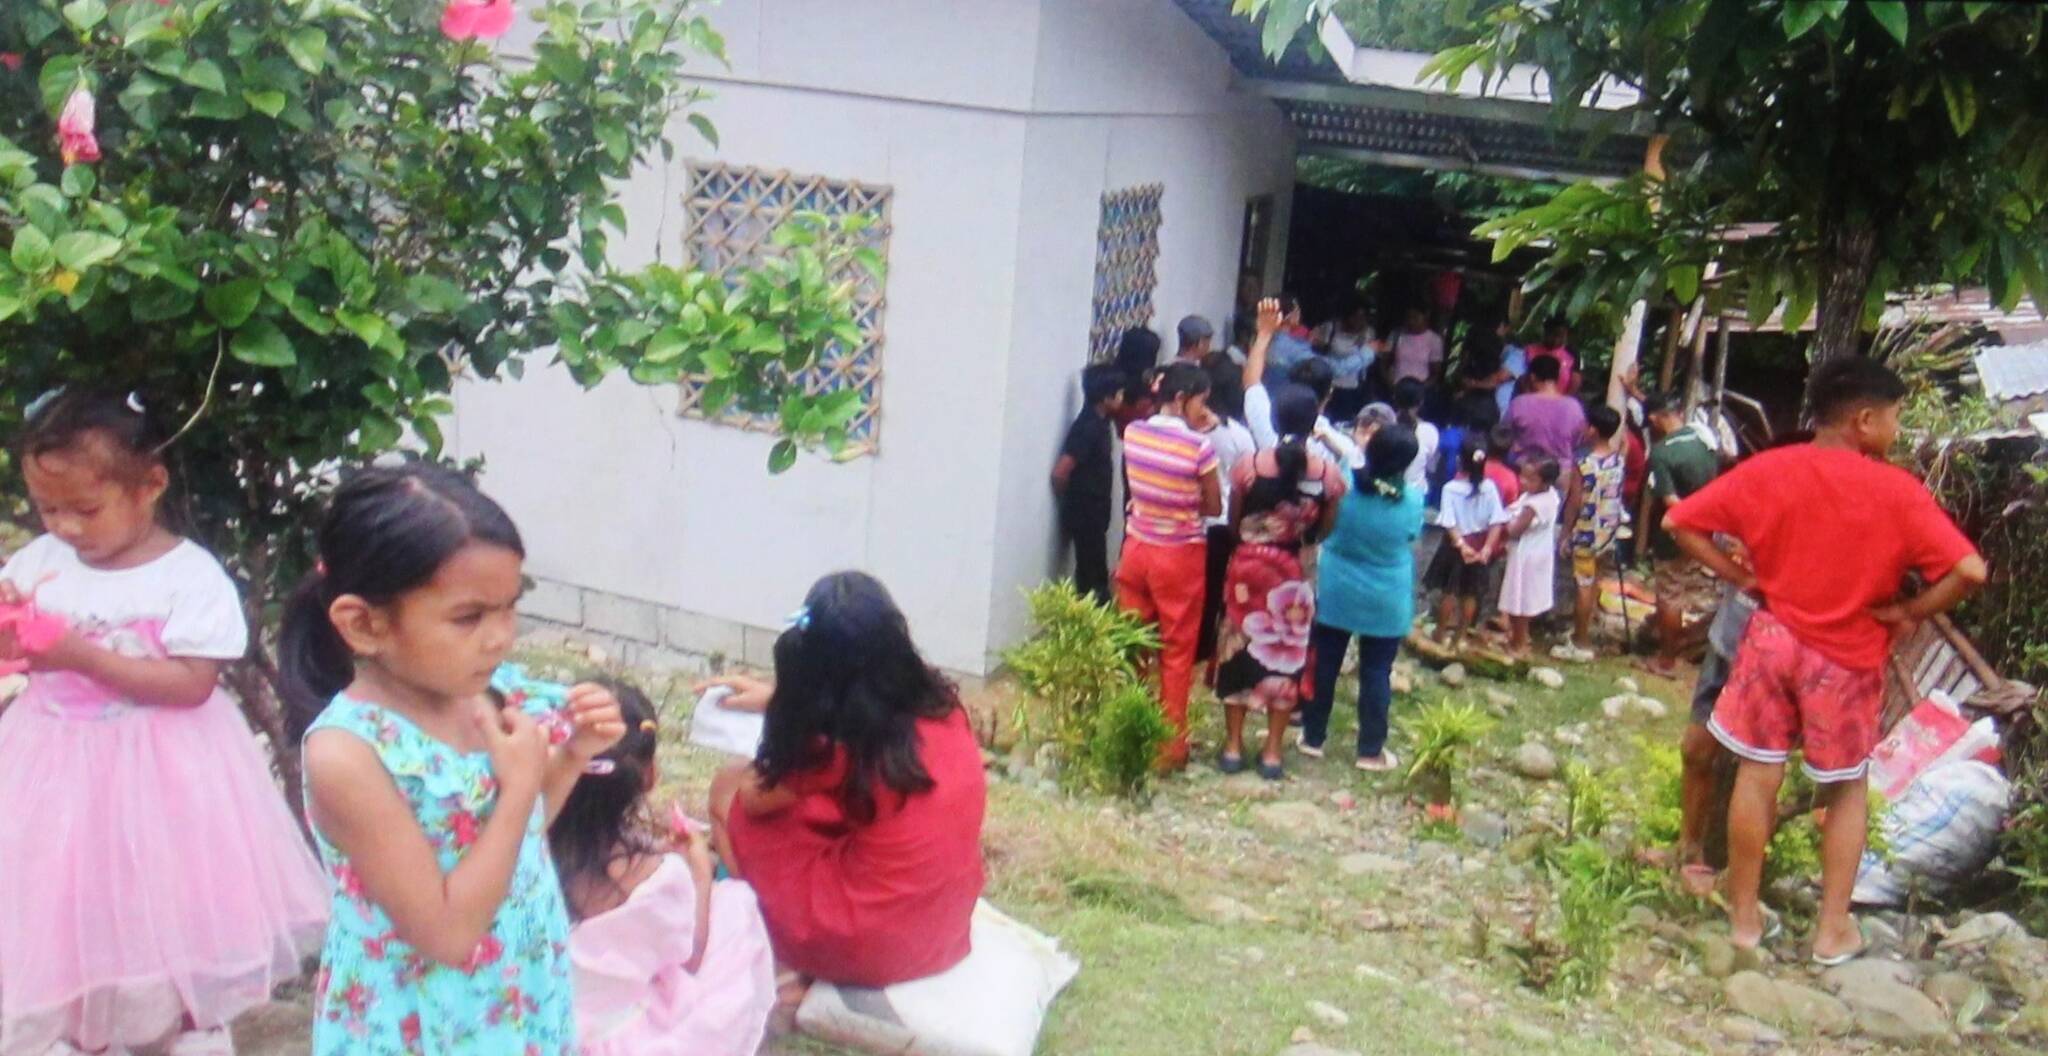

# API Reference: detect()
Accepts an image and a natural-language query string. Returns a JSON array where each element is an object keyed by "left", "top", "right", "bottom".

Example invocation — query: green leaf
[
  {"left": 357, "top": 415, "right": 402, "bottom": 452},
  {"left": 1963, "top": 2, "right": 1993, "bottom": 21},
  {"left": 767, "top": 438, "right": 798, "bottom": 474},
  {"left": 286, "top": 299, "right": 336, "bottom": 335},
  {"left": 10, "top": 227, "right": 54, "bottom": 274},
  {"left": 244, "top": 89, "right": 287, "bottom": 117},
  {"left": 0, "top": 294, "right": 21, "bottom": 323},
  {"left": 62, "top": 0, "right": 107, "bottom": 31},
  {"left": 686, "top": 113, "right": 719, "bottom": 148},
  {"left": 59, "top": 164, "right": 96, "bottom": 198},
  {"left": 1781, "top": 0, "right": 1826, "bottom": 39},
  {"left": 1667, "top": 263, "right": 1701, "bottom": 305},
  {"left": 38, "top": 55, "right": 84, "bottom": 114},
  {"left": 179, "top": 59, "right": 228, "bottom": 95},
  {"left": 228, "top": 319, "right": 296, "bottom": 367},
  {"left": 403, "top": 274, "right": 467, "bottom": 314},
  {"left": 645, "top": 326, "right": 688, "bottom": 363},
  {"left": 1260, "top": 0, "right": 1312, "bottom": 59},
  {"left": 190, "top": 91, "right": 249, "bottom": 121},
  {"left": 52, "top": 231, "right": 122, "bottom": 272},
  {"left": 1865, "top": 1, "right": 1909, "bottom": 45},
  {"left": 334, "top": 308, "right": 387, "bottom": 347},
  {"left": 284, "top": 27, "right": 329, "bottom": 74},
  {"left": 203, "top": 278, "right": 262, "bottom": 327},
  {"left": 1938, "top": 72, "right": 1976, "bottom": 136}
]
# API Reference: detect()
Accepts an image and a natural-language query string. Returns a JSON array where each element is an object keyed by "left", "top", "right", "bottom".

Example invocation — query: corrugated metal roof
[
  {"left": 1977, "top": 341, "right": 2048, "bottom": 402},
  {"left": 1281, "top": 97, "right": 1646, "bottom": 180}
]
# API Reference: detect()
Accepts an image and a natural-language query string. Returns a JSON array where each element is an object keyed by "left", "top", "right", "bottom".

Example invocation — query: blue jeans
[{"left": 1305, "top": 624, "right": 1402, "bottom": 758}]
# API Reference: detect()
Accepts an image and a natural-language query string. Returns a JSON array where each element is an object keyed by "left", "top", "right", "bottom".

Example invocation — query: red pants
[{"left": 1115, "top": 536, "right": 1207, "bottom": 766}]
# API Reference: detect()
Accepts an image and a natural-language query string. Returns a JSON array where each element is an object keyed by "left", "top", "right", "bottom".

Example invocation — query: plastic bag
[
  {"left": 1853, "top": 760, "right": 2011, "bottom": 907},
  {"left": 1868, "top": 693, "right": 1971, "bottom": 799},
  {"left": 688, "top": 685, "right": 765, "bottom": 757}
]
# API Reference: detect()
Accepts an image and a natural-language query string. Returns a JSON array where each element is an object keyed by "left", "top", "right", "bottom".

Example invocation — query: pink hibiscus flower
[
  {"left": 440, "top": 0, "right": 516, "bottom": 40},
  {"left": 57, "top": 88, "right": 100, "bottom": 165},
  {"left": 1242, "top": 579, "right": 1314, "bottom": 671},
  {"left": 0, "top": 54, "right": 22, "bottom": 73}
]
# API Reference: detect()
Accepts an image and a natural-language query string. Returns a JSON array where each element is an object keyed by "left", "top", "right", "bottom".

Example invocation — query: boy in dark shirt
[
  {"left": 1667, "top": 357, "right": 1987, "bottom": 964},
  {"left": 1052, "top": 364, "right": 1126, "bottom": 601}
]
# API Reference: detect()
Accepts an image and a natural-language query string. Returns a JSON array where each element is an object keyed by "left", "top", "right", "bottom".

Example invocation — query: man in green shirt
[{"left": 1644, "top": 391, "right": 1723, "bottom": 676}]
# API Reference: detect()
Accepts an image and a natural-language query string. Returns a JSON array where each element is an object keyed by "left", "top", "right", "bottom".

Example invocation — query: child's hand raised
[
  {"left": 562, "top": 682, "right": 628, "bottom": 762},
  {"left": 1256, "top": 297, "right": 1282, "bottom": 338},
  {"left": 476, "top": 700, "right": 548, "bottom": 800}
]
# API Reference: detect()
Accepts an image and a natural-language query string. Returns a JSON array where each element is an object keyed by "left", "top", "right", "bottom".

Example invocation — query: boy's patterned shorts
[{"left": 1708, "top": 609, "right": 1883, "bottom": 782}]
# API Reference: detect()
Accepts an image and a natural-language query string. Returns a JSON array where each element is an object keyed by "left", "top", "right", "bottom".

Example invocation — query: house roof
[
  {"left": 1172, "top": 0, "right": 1658, "bottom": 181},
  {"left": 1977, "top": 341, "right": 2048, "bottom": 403}
]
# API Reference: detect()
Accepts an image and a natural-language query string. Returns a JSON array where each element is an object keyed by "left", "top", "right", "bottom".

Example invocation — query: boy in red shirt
[{"left": 1665, "top": 357, "right": 1987, "bottom": 965}]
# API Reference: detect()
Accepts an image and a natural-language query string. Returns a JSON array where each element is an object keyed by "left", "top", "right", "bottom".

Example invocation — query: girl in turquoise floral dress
[{"left": 281, "top": 464, "right": 627, "bottom": 1055}]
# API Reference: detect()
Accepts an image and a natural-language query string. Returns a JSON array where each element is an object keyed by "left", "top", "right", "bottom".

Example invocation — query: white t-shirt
[
  {"left": 1405, "top": 420, "right": 1441, "bottom": 495},
  {"left": 1, "top": 536, "right": 246, "bottom": 715},
  {"left": 1316, "top": 325, "right": 1376, "bottom": 388},
  {"left": 1200, "top": 418, "right": 1257, "bottom": 528},
  {"left": 1391, "top": 330, "right": 1444, "bottom": 383},
  {"left": 1436, "top": 479, "right": 1509, "bottom": 537},
  {"left": 1505, "top": 488, "right": 1562, "bottom": 560},
  {"left": 1246, "top": 382, "right": 1362, "bottom": 470}
]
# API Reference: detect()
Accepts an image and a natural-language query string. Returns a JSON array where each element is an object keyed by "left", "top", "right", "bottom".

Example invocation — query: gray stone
[
  {"left": 518, "top": 577, "right": 583, "bottom": 626},
  {"left": 1305, "top": 1000, "right": 1350, "bottom": 1029},
  {"left": 1337, "top": 852, "right": 1408, "bottom": 877},
  {"left": 1937, "top": 912, "right": 2025, "bottom": 958},
  {"left": 660, "top": 606, "right": 745, "bottom": 658},
  {"left": 1512, "top": 741, "right": 1559, "bottom": 780},
  {"left": 1459, "top": 808, "right": 1510, "bottom": 848},
  {"left": 1624, "top": 905, "right": 1660, "bottom": 931},
  {"left": 1827, "top": 970, "right": 1952, "bottom": 1042},
  {"left": 582, "top": 590, "right": 661, "bottom": 643},
  {"left": 1615, "top": 676, "right": 1640, "bottom": 694},
  {"left": 1821, "top": 958, "right": 1921, "bottom": 992},
  {"left": 1440, "top": 662, "right": 1467, "bottom": 687},
  {"left": 1484, "top": 688, "right": 1517, "bottom": 709},
  {"left": 1924, "top": 971, "right": 1990, "bottom": 1027},
  {"left": 1716, "top": 1015, "right": 1784, "bottom": 1046},
  {"left": 1530, "top": 666, "right": 1566, "bottom": 689},
  {"left": 1699, "top": 935, "right": 1740, "bottom": 979},
  {"left": 1724, "top": 972, "right": 1853, "bottom": 1036}
]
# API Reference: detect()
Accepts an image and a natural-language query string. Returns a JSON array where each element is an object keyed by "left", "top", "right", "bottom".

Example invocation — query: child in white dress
[{"left": 1500, "top": 458, "right": 1564, "bottom": 657}]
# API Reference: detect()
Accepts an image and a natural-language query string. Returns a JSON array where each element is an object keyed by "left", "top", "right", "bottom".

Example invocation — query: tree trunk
[
  {"left": 227, "top": 652, "right": 309, "bottom": 843},
  {"left": 1812, "top": 218, "right": 1879, "bottom": 363}
]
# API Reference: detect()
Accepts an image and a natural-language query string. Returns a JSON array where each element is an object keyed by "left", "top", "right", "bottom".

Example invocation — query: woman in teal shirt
[{"left": 1305, "top": 427, "right": 1426, "bottom": 770}]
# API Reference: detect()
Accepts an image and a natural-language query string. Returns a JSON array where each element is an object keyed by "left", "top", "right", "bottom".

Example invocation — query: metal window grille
[
  {"left": 677, "top": 161, "right": 892, "bottom": 453},
  {"left": 1089, "top": 184, "right": 1164, "bottom": 363}
]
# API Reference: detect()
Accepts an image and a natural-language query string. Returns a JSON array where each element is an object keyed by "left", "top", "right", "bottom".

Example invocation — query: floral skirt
[{"left": 1214, "top": 543, "right": 1316, "bottom": 713}]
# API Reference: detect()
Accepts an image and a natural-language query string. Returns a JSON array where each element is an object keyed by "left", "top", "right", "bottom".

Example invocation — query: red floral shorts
[{"left": 1708, "top": 609, "right": 1884, "bottom": 782}]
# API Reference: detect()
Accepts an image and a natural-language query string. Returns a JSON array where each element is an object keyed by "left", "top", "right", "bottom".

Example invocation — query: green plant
[
  {"left": 1003, "top": 581, "right": 1162, "bottom": 797},
  {"left": 1561, "top": 760, "right": 1617, "bottom": 840},
  {"left": 1547, "top": 838, "right": 1655, "bottom": 997},
  {"left": 1629, "top": 737, "right": 1685, "bottom": 850},
  {"left": 0, "top": 0, "right": 870, "bottom": 792},
  {"left": 1077, "top": 680, "right": 1173, "bottom": 798},
  {"left": 1404, "top": 698, "right": 1494, "bottom": 806}
]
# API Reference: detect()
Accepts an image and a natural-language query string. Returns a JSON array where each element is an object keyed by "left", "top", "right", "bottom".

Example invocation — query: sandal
[
  {"left": 1296, "top": 733, "right": 1325, "bottom": 759},
  {"left": 1257, "top": 758, "right": 1285, "bottom": 782},
  {"left": 1812, "top": 922, "right": 1869, "bottom": 967},
  {"left": 1356, "top": 751, "right": 1399, "bottom": 773},
  {"left": 1218, "top": 752, "right": 1247, "bottom": 775}
]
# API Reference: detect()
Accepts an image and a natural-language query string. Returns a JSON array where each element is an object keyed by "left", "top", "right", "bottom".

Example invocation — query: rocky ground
[{"left": 233, "top": 642, "right": 2047, "bottom": 1055}]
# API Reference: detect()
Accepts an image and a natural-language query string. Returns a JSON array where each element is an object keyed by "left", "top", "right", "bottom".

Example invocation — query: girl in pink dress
[
  {"left": 0, "top": 390, "right": 329, "bottom": 1055},
  {"left": 551, "top": 681, "right": 777, "bottom": 1055}
]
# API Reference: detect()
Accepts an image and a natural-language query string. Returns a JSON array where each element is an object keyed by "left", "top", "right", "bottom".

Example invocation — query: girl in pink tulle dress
[
  {"left": 0, "top": 390, "right": 329, "bottom": 1056},
  {"left": 550, "top": 681, "right": 778, "bottom": 1055}
]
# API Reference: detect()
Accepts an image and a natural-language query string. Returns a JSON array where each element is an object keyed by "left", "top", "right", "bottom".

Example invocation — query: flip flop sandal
[
  {"left": 1257, "top": 759, "right": 1285, "bottom": 781},
  {"left": 1711, "top": 895, "right": 1782, "bottom": 947},
  {"left": 1218, "top": 752, "right": 1247, "bottom": 775},
  {"left": 1812, "top": 923, "right": 1870, "bottom": 967}
]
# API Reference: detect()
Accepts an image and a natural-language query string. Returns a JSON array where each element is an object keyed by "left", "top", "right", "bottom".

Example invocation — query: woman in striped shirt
[{"left": 1116, "top": 362, "right": 1223, "bottom": 772}]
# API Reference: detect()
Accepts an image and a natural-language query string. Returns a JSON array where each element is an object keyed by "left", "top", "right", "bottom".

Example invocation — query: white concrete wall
[
  {"left": 983, "top": 0, "right": 1297, "bottom": 661},
  {"left": 458, "top": 0, "right": 1294, "bottom": 674}
]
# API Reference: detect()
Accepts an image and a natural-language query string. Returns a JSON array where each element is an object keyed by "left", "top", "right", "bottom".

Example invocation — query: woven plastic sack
[{"left": 1853, "top": 760, "right": 2010, "bottom": 907}]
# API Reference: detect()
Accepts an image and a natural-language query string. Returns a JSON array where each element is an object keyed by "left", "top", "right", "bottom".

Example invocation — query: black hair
[
  {"left": 1644, "top": 389, "right": 1685, "bottom": 419},
  {"left": 1358, "top": 424, "right": 1417, "bottom": 498},
  {"left": 1544, "top": 315, "right": 1569, "bottom": 336},
  {"left": 1278, "top": 293, "right": 1302, "bottom": 318},
  {"left": 1486, "top": 423, "right": 1515, "bottom": 458},
  {"left": 279, "top": 462, "right": 526, "bottom": 738},
  {"left": 1156, "top": 361, "right": 1211, "bottom": 404},
  {"left": 1391, "top": 377, "right": 1425, "bottom": 427},
  {"left": 1289, "top": 357, "right": 1335, "bottom": 404},
  {"left": 1806, "top": 356, "right": 1907, "bottom": 424},
  {"left": 1457, "top": 443, "right": 1488, "bottom": 484},
  {"left": 757, "top": 572, "right": 958, "bottom": 824},
  {"left": 1114, "top": 327, "right": 1162, "bottom": 402},
  {"left": 1080, "top": 363, "right": 1125, "bottom": 408},
  {"left": 1528, "top": 356, "right": 1562, "bottom": 384},
  {"left": 549, "top": 678, "right": 661, "bottom": 922},
  {"left": 1246, "top": 383, "right": 1320, "bottom": 511},
  {"left": 1524, "top": 456, "right": 1563, "bottom": 489},
  {"left": 16, "top": 387, "right": 168, "bottom": 486},
  {"left": 1205, "top": 357, "right": 1247, "bottom": 423},
  {"left": 1586, "top": 402, "right": 1623, "bottom": 441}
]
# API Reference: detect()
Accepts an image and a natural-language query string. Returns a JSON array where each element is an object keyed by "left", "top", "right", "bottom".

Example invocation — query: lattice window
[
  {"left": 1089, "top": 184, "right": 1164, "bottom": 362},
  {"left": 677, "top": 162, "right": 892, "bottom": 453}
]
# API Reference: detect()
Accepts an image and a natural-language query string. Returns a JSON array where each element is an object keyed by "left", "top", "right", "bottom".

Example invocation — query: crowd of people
[
  {"left": 0, "top": 391, "right": 986, "bottom": 1054},
  {"left": 1056, "top": 294, "right": 1989, "bottom": 966}
]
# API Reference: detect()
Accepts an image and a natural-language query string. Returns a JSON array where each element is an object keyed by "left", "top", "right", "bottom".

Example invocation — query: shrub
[
  {"left": 1405, "top": 698, "right": 1494, "bottom": 806},
  {"left": 1003, "top": 580, "right": 1161, "bottom": 796},
  {"left": 1512, "top": 838, "right": 1655, "bottom": 998}
]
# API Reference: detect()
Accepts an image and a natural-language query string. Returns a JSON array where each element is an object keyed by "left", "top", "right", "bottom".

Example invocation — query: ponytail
[
  {"left": 278, "top": 462, "right": 525, "bottom": 741},
  {"left": 1460, "top": 444, "right": 1487, "bottom": 484}
]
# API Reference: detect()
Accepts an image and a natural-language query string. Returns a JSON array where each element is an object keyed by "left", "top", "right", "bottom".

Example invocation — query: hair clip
[
  {"left": 583, "top": 759, "right": 617, "bottom": 776},
  {"left": 784, "top": 606, "right": 812, "bottom": 631},
  {"left": 23, "top": 387, "right": 63, "bottom": 420},
  {"left": 638, "top": 719, "right": 657, "bottom": 733}
]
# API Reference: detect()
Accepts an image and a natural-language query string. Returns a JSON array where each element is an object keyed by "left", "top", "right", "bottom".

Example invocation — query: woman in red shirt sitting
[{"left": 704, "top": 572, "right": 987, "bottom": 991}]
